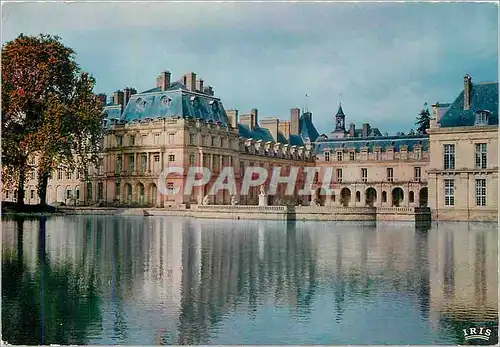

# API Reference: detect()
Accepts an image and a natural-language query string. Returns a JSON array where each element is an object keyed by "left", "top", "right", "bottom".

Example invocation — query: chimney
[
  {"left": 113, "top": 90, "right": 124, "bottom": 106},
  {"left": 251, "top": 108, "right": 258, "bottom": 128},
  {"left": 156, "top": 71, "right": 171, "bottom": 91},
  {"left": 260, "top": 118, "right": 280, "bottom": 143},
  {"left": 196, "top": 79, "right": 204, "bottom": 93},
  {"left": 185, "top": 72, "right": 196, "bottom": 91},
  {"left": 349, "top": 123, "right": 356, "bottom": 137},
  {"left": 226, "top": 109, "right": 239, "bottom": 128},
  {"left": 290, "top": 108, "right": 300, "bottom": 135},
  {"left": 463, "top": 74, "right": 472, "bottom": 110},
  {"left": 362, "top": 123, "right": 370, "bottom": 138},
  {"left": 123, "top": 87, "right": 131, "bottom": 107},
  {"left": 203, "top": 86, "right": 214, "bottom": 96},
  {"left": 97, "top": 93, "right": 107, "bottom": 106}
]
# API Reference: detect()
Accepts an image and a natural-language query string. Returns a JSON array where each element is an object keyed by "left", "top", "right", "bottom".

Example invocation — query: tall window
[
  {"left": 115, "top": 183, "right": 121, "bottom": 200},
  {"left": 349, "top": 152, "right": 355, "bottom": 161},
  {"left": 444, "top": 179, "right": 454, "bottom": 206},
  {"left": 57, "top": 168, "right": 63, "bottom": 180},
  {"left": 313, "top": 172, "right": 319, "bottom": 184},
  {"left": 386, "top": 168, "right": 394, "bottom": 182},
  {"left": 375, "top": 151, "right": 380, "bottom": 160},
  {"left": 476, "top": 179, "right": 486, "bottom": 206},
  {"left": 141, "top": 154, "right": 147, "bottom": 172},
  {"left": 128, "top": 154, "right": 135, "bottom": 171},
  {"left": 154, "top": 133, "right": 160, "bottom": 145},
  {"left": 154, "top": 154, "right": 160, "bottom": 162},
  {"left": 169, "top": 155, "right": 175, "bottom": 162},
  {"left": 168, "top": 133, "right": 174, "bottom": 144},
  {"left": 361, "top": 168, "right": 368, "bottom": 182},
  {"left": 336, "top": 168, "right": 343, "bottom": 183},
  {"left": 475, "top": 143, "right": 487, "bottom": 169},
  {"left": 325, "top": 152, "right": 330, "bottom": 162},
  {"left": 415, "top": 149, "right": 421, "bottom": 160},
  {"left": 30, "top": 168, "right": 36, "bottom": 180},
  {"left": 189, "top": 154, "right": 195, "bottom": 166},
  {"left": 116, "top": 135, "right": 123, "bottom": 147},
  {"left": 66, "top": 170, "right": 72, "bottom": 180},
  {"left": 336, "top": 151, "right": 343, "bottom": 162},
  {"left": 189, "top": 133, "right": 196, "bottom": 145},
  {"left": 129, "top": 135, "right": 135, "bottom": 146},
  {"left": 211, "top": 136, "right": 217, "bottom": 147},
  {"left": 414, "top": 167, "right": 421, "bottom": 182},
  {"left": 116, "top": 155, "right": 122, "bottom": 173},
  {"left": 443, "top": 144, "right": 455, "bottom": 170}
]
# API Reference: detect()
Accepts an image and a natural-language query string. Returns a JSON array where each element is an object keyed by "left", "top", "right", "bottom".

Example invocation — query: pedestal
[{"left": 258, "top": 194, "right": 268, "bottom": 206}]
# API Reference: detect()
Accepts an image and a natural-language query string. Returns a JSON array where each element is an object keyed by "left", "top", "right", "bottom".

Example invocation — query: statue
[
  {"left": 259, "top": 185, "right": 266, "bottom": 196},
  {"left": 231, "top": 195, "right": 238, "bottom": 205},
  {"left": 202, "top": 195, "right": 210, "bottom": 205}
]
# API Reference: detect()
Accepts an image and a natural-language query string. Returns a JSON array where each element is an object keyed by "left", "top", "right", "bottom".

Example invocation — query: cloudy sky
[{"left": 2, "top": 2, "right": 498, "bottom": 134}]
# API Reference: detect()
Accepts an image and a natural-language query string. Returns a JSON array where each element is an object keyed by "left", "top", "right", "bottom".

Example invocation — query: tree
[
  {"left": 415, "top": 105, "right": 431, "bottom": 134},
  {"left": 2, "top": 34, "right": 104, "bottom": 206}
]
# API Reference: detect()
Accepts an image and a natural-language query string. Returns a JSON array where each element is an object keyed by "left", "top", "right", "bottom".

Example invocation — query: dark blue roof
[
  {"left": 120, "top": 89, "right": 228, "bottom": 124},
  {"left": 299, "top": 112, "right": 320, "bottom": 142},
  {"left": 439, "top": 82, "right": 498, "bottom": 127},
  {"left": 313, "top": 135, "right": 429, "bottom": 154},
  {"left": 289, "top": 134, "right": 305, "bottom": 146}
]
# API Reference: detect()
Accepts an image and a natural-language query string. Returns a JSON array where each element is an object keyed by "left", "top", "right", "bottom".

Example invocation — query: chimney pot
[
  {"left": 463, "top": 74, "right": 472, "bottom": 110},
  {"left": 156, "top": 71, "right": 171, "bottom": 91},
  {"left": 349, "top": 123, "right": 356, "bottom": 137},
  {"left": 196, "top": 79, "right": 204, "bottom": 93},
  {"left": 290, "top": 108, "right": 300, "bottom": 135}
]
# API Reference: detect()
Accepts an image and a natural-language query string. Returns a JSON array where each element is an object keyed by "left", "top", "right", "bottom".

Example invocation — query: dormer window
[{"left": 475, "top": 110, "right": 489, "bottom": 126}]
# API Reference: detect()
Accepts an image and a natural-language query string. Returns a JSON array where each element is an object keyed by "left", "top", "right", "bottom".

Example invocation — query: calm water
[{"left": 1, "top": 216, "right": 498, "bottom": 345}]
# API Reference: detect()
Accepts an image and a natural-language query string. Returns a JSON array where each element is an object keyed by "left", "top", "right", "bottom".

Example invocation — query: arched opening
[
  {"left": 340, "top": 188, "right": 351, "bottom": 207},
  {"left": 356, "top": 191, "right": 361, "bottom": 203},
  {"left": 75, "top": 186, "right": 81, "bottom": 203},
  {"left": 56, "top": 185, "right": 64, "bottom": 203},
  {"left": 392, "top": 187, "right": 404, "bottom": 207},
  {"left": 137, "top": 183, "right": 145, "bottom": 204},
  {"left": 331, "top": 193, "right": 336, "bottom": 202},
  {"left": 149, "top": 183, "right": 157, "bottom": 206},
  {"left": 125, "top": 183, "right": 132, "bottom": 203},
  {"left": 409, "top": 191, "right": 415, "bottom": 204},
  {"left": 382, "top": 191, "right": 387, "bottom": 203},
  {"left": 419, "top": 187, "right": 428, "bottom": 207},
  {"left": 315, "top": 188, "right": 327, "bottom": 206},
  {"left": 86, "top": 183, "right": 92, "bottom": 203},
  {"left": 97, "top": 182, "right": 104, "bottom": 200},
  {"left": 365, "top": 188, "right": 377, "bottom": 207}
]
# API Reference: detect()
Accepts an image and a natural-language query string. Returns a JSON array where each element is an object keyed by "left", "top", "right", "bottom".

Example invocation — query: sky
[{"left": 2, "top": 1, "right": 498, "bottom": 135}]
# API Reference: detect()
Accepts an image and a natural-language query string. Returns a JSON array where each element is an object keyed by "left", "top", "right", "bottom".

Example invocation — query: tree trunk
[
  {"left": 38, "top": 171, "right": 50, "bottom": 206},
  {"left": 16, "top": 161, "right": 26, "bottom": 208}
]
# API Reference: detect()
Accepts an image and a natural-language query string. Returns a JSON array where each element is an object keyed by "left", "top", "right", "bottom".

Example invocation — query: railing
[
  {"left": 377, "top": 207, "right": 430, "bottom": 214},
  {"left": 295, "top": 206, "right": 377, "bottom": 214},
  {"left": 196, "top": 205, "right": 292, "bottom": 212}
]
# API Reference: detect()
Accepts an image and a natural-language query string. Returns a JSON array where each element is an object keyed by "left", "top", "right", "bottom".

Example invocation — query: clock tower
[{"left": 334, "top": 103, "right": 346, "bottom": 132}]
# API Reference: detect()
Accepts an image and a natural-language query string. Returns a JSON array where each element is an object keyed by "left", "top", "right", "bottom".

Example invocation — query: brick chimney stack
[
  {"left": 185, "top": 72, "right": 197, "bottom": 91},
  {"left": 349, "top": 123, "right": 356, "bottom": 137},
  {"left": 251, "top": 108, "right": 258, "bottom": 128},
  {"left": 196, "top": 79, "right": 204, "bottom": 93},
  {"left": 362, "top": 123, "right": 370, "bottom": 138},
  {"left": 113, "top": 90, "right": 124, "bottom": 106},
  {"left": 226, "top": 109, "right": 239, "bottom": 128},
  {"left": 290, "top": 108, "right": 300, "bottom": 135},
  {"left": 463, "top": 74, "right": 472, "bottom": 110},
  {"left": 156, "top": 71, "right": 171, "bottom": 91}
]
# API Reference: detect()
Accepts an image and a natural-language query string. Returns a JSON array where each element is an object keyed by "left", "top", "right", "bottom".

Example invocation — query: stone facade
[
  {"left": 2, "top": 72, "right": 497, "bottom": 222},
  {"left": 427, "top": 78, "right": 498, "bottom": 221}
]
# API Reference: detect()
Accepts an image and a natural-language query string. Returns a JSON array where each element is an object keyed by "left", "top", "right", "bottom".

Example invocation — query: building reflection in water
[{"left": 1, "top": 217, "right": 497, "bottom": 345}]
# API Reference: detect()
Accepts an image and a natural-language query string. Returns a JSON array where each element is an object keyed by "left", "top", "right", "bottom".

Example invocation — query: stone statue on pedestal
[
  {"left": 202, "top": 195, "right": 210, "bottom": 205},
  {"left": 259, "top": 185, "right": 266, "bottom": 196},
  {"left": 258, "top": 185, "right": 268, "bottom": 206},
  {"left": 230, "top": 195, "right": 238, "bottom": 205}
]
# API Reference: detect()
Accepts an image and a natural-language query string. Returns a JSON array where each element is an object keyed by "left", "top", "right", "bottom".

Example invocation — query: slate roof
[
  {"left": 336, "top": 104, "right": 346, "bottom": 117},
  {"left": 299, "top": 112, "right": 320, "bottom": 142},
  {"left": 314, "top": 134, "right": 429, "bottom": 154},
  {"left": 439, "top": 82, "right": 498, "bottom": 127},
  {"left": 237, "top": 124, "right": 305, "bottom": 146}
]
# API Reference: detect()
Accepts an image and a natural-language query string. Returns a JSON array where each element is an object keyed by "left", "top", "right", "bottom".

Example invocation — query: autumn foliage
[{"left": 1, "top": 34, "right": 104, "bottom": 206}]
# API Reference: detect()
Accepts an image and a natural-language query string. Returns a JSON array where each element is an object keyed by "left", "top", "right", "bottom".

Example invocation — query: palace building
[
  {"left": 427, "top": 75, "right": 498, "bottom": 221},
  {"left": 2, "top": 72, "right": 498, "bottom": 222}
]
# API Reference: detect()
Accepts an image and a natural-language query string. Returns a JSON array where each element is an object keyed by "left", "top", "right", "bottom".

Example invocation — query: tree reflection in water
[{"left": 2, "top": 217, "right": 102, "bottom": 345}]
